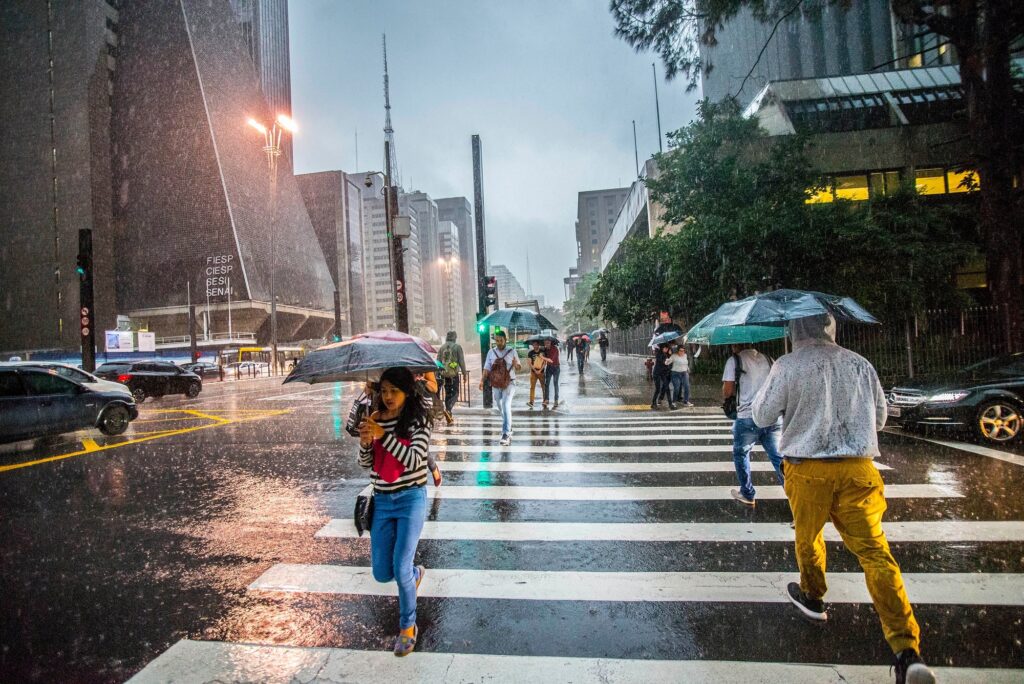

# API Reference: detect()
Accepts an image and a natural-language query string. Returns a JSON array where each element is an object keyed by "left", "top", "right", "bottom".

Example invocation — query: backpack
[
  {"left": 489, "top": 349, "right": 513, "bottom": 389},
  {"left": 722, "top": 354, "right": 743, "bottom": 420},
  {"left": 440, "top": 344, "right": 460, "bottom": 378}
]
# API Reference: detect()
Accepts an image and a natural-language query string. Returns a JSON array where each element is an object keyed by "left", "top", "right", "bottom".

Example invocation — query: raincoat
[{"left": 751, "top": 313, "right": 887, "bottom": 459}]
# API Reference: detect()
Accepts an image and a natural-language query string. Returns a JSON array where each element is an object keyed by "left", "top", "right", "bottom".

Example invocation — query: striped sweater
[{"left": 358, "top": 416, "right": 430, "bottom": 493}]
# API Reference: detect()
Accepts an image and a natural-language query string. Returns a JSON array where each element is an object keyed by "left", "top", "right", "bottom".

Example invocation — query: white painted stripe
[
  {"left": 316, "top": 519, "right": 1012, "bottom": 542},
  {"left": 438, "top": 433, "right": 734, "bottom": 442},
  {"left": 887, "top": 428, "right": 1024, "bottom": 468},
  {"left": 129, "top": 640, "right": 1024, "bottom": 684},
  {"left": 429, "top": 461, "right": 890, "bottom": 473},
  {"left": 444, "top": 425, "right": 734, "bottom": 433},
  {"left": 250, "top": 564, "right": 1021, "bottom": 606},
  {"left": 418, "top": 484, "right": 957, "bottom": 501},
  {"left": 433, "top": 444, "right": 764, "bottom": 454},
  {"left": 460, "top": 415, "right": 732, "bottom": 423}
]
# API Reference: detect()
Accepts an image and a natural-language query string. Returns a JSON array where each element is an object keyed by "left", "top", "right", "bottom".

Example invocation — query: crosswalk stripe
[
  {"left": 418, "top": 484, "right": 957, "bottom": 500},
  {"left": 250, "top": 564, "right": 1021, "bottom": 606},
  {"left": 434, "top": 444, "right": 763, "bottom": 454},
  {"left": 443, "top": 425, "right": 735, "bottom": 433},
  {"left": 428, "top": 461, "right": 890, "bottom": 473},
  {"left": 315, "top": 519, "right": 1017, "bottom": 542},
  {"left": 459, "top": 416, "right": 731, "bottom": 423},
  {"left": 128, "top": 639, "right": 1024, "bottom": 684},
  {"left": 437, "top": 433, "right": 735, "bottom": 442}
]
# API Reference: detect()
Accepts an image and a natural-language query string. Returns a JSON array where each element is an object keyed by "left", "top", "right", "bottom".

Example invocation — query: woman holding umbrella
[{"left": 357, "top": 367, "right": 433, "bottom": 657}]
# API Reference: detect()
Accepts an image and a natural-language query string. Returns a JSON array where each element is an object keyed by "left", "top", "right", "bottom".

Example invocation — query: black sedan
[
  {"left": 180, "top": 361, "right": 223, "bottom": 380},
  {"left": 0, "top": 367, "right": 138, "bottom": 444},
  {"left": 94, "top": 360, "right": 202, "bottom": 403},
  {"left": 887, "top": 352, "right": 1024, "bottom": 444}
]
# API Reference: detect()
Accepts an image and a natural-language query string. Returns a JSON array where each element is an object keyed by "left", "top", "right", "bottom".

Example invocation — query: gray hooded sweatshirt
[{"left": 751, "top": 313, "right": 887, "bottom": 459}]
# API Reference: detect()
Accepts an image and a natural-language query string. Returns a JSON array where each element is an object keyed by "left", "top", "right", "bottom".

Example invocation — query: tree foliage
[
  {"left": 562, "top": 272, "right": 603, "bottom": 332},
  {"left": 588, "top": 101, "right": 978, "bottom": 329}
]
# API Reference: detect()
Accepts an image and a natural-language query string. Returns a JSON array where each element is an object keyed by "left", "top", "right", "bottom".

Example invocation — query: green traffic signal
[{"left": 477, "top": 323, "right": 486, "bottom": 333}]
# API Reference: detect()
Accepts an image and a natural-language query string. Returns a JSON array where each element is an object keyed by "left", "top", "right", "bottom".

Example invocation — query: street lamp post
[{"left": 248, "top": 114, "right": 297, "bottom": 375}]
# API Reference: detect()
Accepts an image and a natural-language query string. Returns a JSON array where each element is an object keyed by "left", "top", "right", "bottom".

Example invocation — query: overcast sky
[{"left": 289, "top": 0, "right": 700, "bottom": 307}]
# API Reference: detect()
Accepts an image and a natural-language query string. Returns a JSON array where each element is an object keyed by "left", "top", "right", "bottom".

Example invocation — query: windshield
[
  {"left": 959, "top": 354, "right": 1024, "bottom": 377},
  {"left": 96, "top": 363, "right": 130, "bottom": 374},
  {"left": 53, "top": 366, "right": 95, "bottom": 383}
]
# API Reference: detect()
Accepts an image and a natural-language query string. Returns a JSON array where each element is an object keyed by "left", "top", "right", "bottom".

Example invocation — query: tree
[
  {"left": 610, "top": 0, "right": 1023, "bottom": 345},
  {"left": 562, "top": 272, "right": 603, "bottom": 332},
  {"left": 587, "top": 101, "right": 978, "bottom": 328}
]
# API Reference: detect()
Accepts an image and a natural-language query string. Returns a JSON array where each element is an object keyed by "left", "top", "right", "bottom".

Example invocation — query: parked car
[
  {"left": 0, "top": 367, "right": 138, "bottom": 443},
  {"left": 94, "top": 361, "right": 202, "bottom": 402},
  {"left": 180, "top": 361, "right": 223, "bottom": 379},
  {"left": 0, "top": 361, "right": 132, "bottom": 397},
  {"left": 887, "top": 352, "right": 1024, "bottom": 444},
  {"left": 225, "top": 361, "right": 270, "bottom": 377}
]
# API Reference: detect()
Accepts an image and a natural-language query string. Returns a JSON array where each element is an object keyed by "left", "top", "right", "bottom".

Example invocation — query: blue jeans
[
  {"left": 493, "top": 381, "right": 516, "bottom": 435},
  {"left": 545, "top": 365, "right": 560, "bottom": 403},
  {"left": 671, "top": 371, "right": 690, "bottom": 404},
  {"left": 370, "top": 485, "right": 427, "bottom": 629},
  {"left": 732, "top": 417, "right": 784, "bottom": 500}
]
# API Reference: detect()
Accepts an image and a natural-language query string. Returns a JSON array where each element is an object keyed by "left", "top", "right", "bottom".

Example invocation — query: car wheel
[
  {"left": 99, "top": 405, "right": 131, "bottom": 436},
  {"left": 976, "top": 400, "right": 1023, "bottom": 444},
  {"left": 132, "top": 387, "right": 147, "bottom": 403},
  {"left": 186, "top": 382, "right": 201, "bottom": 398}
]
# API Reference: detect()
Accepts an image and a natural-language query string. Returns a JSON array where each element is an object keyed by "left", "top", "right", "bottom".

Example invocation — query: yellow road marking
[
  {"left": 81, "top": 439, "right": 100, "bottom": 452},
  {"left": 132, "top": 415, "right": 209, "bottom": 425},
  {"left": 0, "top": 409, "right": 291, "bottom": 474}
]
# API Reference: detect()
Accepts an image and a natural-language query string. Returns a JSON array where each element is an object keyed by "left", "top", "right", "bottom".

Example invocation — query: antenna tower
[{"left": 382, "top": 34, "right": 399, "bottom": 186}]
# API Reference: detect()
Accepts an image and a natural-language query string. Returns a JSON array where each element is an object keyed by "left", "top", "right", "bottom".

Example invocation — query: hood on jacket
[
  {"left": 445, "top": 331, "right": 457, "bottom": 342},
  {"left": 789, "top": 313, "right": 836, "bottom": 349}
]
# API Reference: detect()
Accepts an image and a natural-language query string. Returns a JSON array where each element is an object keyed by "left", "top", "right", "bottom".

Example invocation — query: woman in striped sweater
[{"left": 357, "top": 367, "right": 433, "bottom": 656}]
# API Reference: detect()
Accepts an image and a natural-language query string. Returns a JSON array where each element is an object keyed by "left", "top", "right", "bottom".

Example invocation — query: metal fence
[{"left": 606, "top": 305, "right": 1012, "bottom": 385}]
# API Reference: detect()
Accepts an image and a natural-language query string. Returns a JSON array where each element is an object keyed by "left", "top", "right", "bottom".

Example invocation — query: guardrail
[{"left": 156, "top": 332, "right": 257, "bottom": 345}]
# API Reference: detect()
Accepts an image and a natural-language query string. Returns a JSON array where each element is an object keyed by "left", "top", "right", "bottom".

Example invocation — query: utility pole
[
  {"left": 472, "top": 134, "right": 492, "bottom": 407},
  {"left": 77, "top": 229, "right": 96, "bottom": 372},
  {"left": 632, "top": 119, "right": 640, "bottom": 178},
  {"left": 382, "top": 35, "right": 408, "bottom": 333},
  {"left": 652, "top": 63, "right": 663, "bottom": 154}
]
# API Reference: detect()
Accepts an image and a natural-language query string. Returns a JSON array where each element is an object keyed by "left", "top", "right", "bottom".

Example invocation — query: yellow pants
[
  {"left": 784, "top": 458, "right": 920, "bottom": 654},
  {"left": 529, "top": 371, "right": 546, "bottom": 403}
]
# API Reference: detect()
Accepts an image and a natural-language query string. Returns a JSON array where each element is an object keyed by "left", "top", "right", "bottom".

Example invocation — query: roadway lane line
[
  {"left": 441, "top": 425, "right": 734, "bottom": 433},
  {"left": 417, "top": 484, "right": 957, "bottom": 500},
  {"left": 128, "top": 640, "right": 1024, "bottom": 684},
  {"left": 428, "top": 461, "right": 890, "bottom": 473},
  {"left": 886, "top": 428, "right": 1024, "bottom": 468},
  {"left": 250, "top": 564, "right": 1019, "bottom": 605},
  {"left": 432, "top": 444, "right": 763, "bottom": 454},
  {"left": 459, "top": 415, "right": 732, "bottom": 423},
  {"left": 436, "top": 433, "right": 735, "bottom": 442},
  {"left": 315, "top": 519, "right": 1019, "bottom": 542}
]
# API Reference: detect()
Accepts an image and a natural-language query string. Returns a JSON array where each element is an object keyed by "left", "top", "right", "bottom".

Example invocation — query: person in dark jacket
[{"left": 650, "top": 343, "right": 676, "bottom": 410}]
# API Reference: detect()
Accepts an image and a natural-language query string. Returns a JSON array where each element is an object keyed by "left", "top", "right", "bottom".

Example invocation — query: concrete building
[
  {"left": 488, "top": 264, "right": 527, "bottom": 309},
  {"left": 563, "top": 268, "right": 581, "bottom": 301},
  {"left": 436, "top": 196, "right": 477, "bottom": 339},
  {"left": 575, "top": 188, "right": 630, "bottom": 274},
  {"left": 356, "top": 173, "right": 426, "bottom": 333},
  {"left": 700, "top": 0, "right": 956, "bottom": 108},
  {"left": 295, "top": 171, "right": 367, "bottom": 337},
  {"left": 437, "top": 220, "right": 465, "bottom": 337},
  {"left": 111, "top": 0, "right": 335, "bottom": 345},
  {"left": 407, "top": 191, "right": 443, "bottom": 337},
  {"left": 228, "top": 0, "right": 292, "bottom": 158},
  {"left": 1, "top": 0, "right": 120, "bottom": 353}
]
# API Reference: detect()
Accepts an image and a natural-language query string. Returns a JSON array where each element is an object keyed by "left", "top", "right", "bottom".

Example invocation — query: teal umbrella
[
  {"left": 478, "top": 308, "right": 557, "bottom": 333},
  {"left": 685, "top": 308, "right": 788, "bottom": 346}
]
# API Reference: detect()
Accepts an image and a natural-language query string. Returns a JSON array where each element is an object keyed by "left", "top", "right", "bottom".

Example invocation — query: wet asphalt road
[{"left": 2, "top": 361, "right": 1023, "bottom": 682}]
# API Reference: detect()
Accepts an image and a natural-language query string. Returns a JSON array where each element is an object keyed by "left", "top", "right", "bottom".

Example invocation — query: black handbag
[
  {"left": 354, "top": 483, "right": 374, "bottom": 537},
  {"left": 721, "top": 353, "right": 743, "bottom": 419}
]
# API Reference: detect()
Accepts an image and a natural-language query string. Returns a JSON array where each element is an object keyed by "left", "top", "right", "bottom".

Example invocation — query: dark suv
[
  {"left": 94, "top": 361, "right": 202, "bottom": 403},
  {"left": 0, "top": 367, "right": 138, "bottom": 443}
]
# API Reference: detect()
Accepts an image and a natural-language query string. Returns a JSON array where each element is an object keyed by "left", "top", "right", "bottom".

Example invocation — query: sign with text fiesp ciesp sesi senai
[{"left": 206, "top": 254, "right": 233, "bottom": 297}]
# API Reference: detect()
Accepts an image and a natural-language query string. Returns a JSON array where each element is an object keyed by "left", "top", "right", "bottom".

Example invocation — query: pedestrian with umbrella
[
  {"left": 743, "top": 293, "right": 932, "bottom": 681},
  {"left": 595, "top": 329, "right": 610, "bottom": 362},
  {"left": 543, "top": 336, "right": 561, "bottom": 407},
  {"left": 525, "top": 337, "right": 548, "bottom": 408},
  {"left": 479, "top": 330, "right": 520, "bottom": 446},
  {"left": 650, "top": 341, "right": 675, "bottom": 410}
]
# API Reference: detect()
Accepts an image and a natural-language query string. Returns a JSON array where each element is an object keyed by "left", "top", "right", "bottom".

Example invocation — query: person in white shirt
[
  {"left": 722, "top": 344, "right": 784, "bottom": 505},
  {"left": 667, "top": 345, "right": 692, "bottom": 406},
  {"left": 751, "top": 313, "right": 933, "bottom": 684},
  {"left": 479, "top": 330, "right": 521, "bottom": 445}
]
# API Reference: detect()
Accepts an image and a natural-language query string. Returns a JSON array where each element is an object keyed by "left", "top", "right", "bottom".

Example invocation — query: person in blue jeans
[
  {"left": 480, "top": 330, "right": 521, "bottom": 445},
  {"left": 543, "top": 337, "right": 561, "bottom": 406},
  {"left": 721, "top": 344, "right": 784, "bottom": 505},
  {"left": 357, "top": 367, "right": 433, "bottom": 656}
]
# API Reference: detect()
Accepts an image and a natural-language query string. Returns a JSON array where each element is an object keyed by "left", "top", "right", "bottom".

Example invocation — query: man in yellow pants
[{"left": 752, "top": 313, "right": 935, "bottom": 684}]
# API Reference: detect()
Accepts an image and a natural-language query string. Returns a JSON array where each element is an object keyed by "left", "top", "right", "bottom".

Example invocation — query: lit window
[
  {"left": 805, "top": 179, "right": 834, "bottom": 204},
  {"left": 946, "top": 168, "right": 979, "bottom": 193},
  {"left": 868, "top": 171, "right": 901, "bottom": 197},
  {"left": 835, "top": 175, "right": 869, "bottom": 200},
  {"left": 915, "top": 168, "right": 946, "bottom": 195}
]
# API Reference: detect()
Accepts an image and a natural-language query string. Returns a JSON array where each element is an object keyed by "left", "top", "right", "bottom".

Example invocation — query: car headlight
[{"left": 927, "top": 391, "right": 969, "bottom": 403}]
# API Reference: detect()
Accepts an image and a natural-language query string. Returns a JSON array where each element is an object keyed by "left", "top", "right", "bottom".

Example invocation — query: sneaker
[
  {"left": 685, "top": 402, "right": 694, "bottom": 407},
  {"left": 393, "top": 625, "right": 418, "bottom": 657},
  {"left": 786, "top": 582, "right": 827, "bottom": 621},
  {"left": 526, "top": 401, "right": 534, "bottom": 408},
  {"left": 430, "top": 465, "right": 442, "bottom": 487},
  {"left": 415, "top": 565, "right": 426, "bottom": 591},
  {"left": 499, "top": 434, "right": 511, "bottom": 446},
  {"left": 650, "top": 402, "right": 657, "bottom": 410},
  {"left": 542, "top": 402, "right": 549, "bottom": 408},
  {"left": 730, "top": 488, "right": 756, "bottom": 506},
  {"left": 893, "top": 649, "right": 936, "bottom": 684},
  {"left": 668, "top": 403, "right": 678, "bottom": 410}
]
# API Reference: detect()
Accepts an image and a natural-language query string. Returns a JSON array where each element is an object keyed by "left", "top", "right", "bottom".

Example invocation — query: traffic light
[
  {"left": 484, "top": 275, "right": 498, "bottom": 308},
  {"left": 477, "top": 321, "right": 486, "bottom": 334},
  {"left": 76, "top": 251, "right": 91, "bottom": 281}
]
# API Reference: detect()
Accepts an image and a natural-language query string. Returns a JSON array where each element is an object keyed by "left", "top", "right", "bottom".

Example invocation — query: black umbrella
[{"left": 284, "top": 331, "right": 439, "bottom": 384}]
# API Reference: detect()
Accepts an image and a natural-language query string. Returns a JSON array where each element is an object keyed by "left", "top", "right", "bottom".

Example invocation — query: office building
[
  {"left": 0, "top": 1, "right": 120, "bottom": 353},
  {"left": 112, "top": 0, "right": 335, "bottom": 342},
  {"left": 295, "top": 171, "right": 367, "bottom": 337},
  {"left": 407, "top": 191, "right": 443, "bottom": 336},
  {"left": 437, "top": 220, "right": 465, "bottom": 337},
  {"left": 575, "top": 188, "right": 630, "bottom": 274},
  {"left": 488, "top": 264, "right": 527, "bottom": 309},
  {"left": 436, "top": 196, "right": 477, "bottom": 339}
]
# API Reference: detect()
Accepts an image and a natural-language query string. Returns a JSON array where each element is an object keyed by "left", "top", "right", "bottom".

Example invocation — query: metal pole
[
  {"left": 78, "top": 229, "right": 95, "bottom": 372},
  {"left": 270, "top": 150, "right": 279, "bottom": 374},
  {"left": 188, "top": 281, "right": 197, "bottom": 363},
  {"left": 385, "top": 140, "right": 409, "bottom": 332},
  {"left": 652, "top": 63, "right": 663, "bottom": 153},
  {"left": 227, "top": 276, "right": 232, "bottom": 340},
  {"left": 904, "top": 317, "right": 915, "bottom": 379},
  {"left": 472, "top": 134, "right": 492, "bottom": 407},
  {"left": 333, "top": 289, "right": 342, "bottom": 340},
  {"left": 632, "top": 120, "right": 640, "bottom": 178}
]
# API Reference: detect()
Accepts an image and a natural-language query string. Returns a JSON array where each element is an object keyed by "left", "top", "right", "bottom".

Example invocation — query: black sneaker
[
  {"left": 786, "top": 582, "right": 827, "bottom": 621},
  {"left": 893, "top": 649, "right": 935, "bottom": 684}
]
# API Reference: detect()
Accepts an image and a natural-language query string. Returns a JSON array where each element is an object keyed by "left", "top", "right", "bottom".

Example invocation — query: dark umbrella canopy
[
  {"left": 284, "top": 331, "right": 439, "bottom": 384},
  {"left": 525, "top": 333, "right": 558, "bottom": 344},
  {"left": 714, "top": 289, "right": 879, "bottom": 327},
  {"left": 478, "top": 308, "right": 558, "bottom": 333},
  {"left": 649, "top": 330, "right": 684, "bottom": 347}
]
